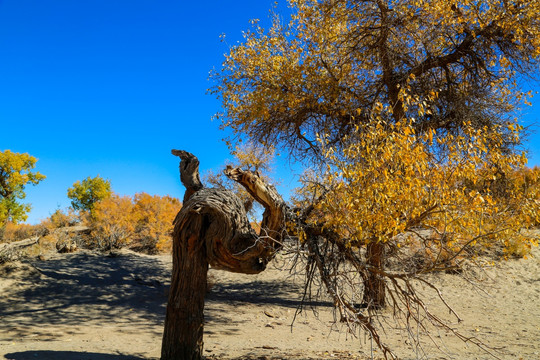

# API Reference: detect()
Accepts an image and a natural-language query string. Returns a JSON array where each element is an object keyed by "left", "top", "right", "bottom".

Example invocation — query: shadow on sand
[
  {"left": 4, "top": 350, "right": 148, "bottom": 360},
  {"left": 0, "top": 251, "right": 171, "bottom": 340},
  {"left": 206, "top": 278, "right": 332, "bottom": 310},
  {"left": 0, "top": 250, "right": 327, "bottom": 340},
  {"left": 1, "top": 250, "right": 334, "bottom": 359}
]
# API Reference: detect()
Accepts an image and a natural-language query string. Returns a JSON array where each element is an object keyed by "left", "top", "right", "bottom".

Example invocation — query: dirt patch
[{"left": 1, "top": 242, "right": 539, "bottom": 359}]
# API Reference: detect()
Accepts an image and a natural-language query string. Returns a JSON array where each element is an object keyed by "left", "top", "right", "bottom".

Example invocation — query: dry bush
[
  {"left": 0, "top": 222, "right": 51, "bottom": 262},
  {"left": 0, "top": 214, "right": 89, "bottom": 261},
  {"left": 38, "top": 233, "right": 61, "bottom": 253},
  {"left": 87, "top": 192, "right": 181, "bottom": 253},
  {"left": 89, "top": 194, "right": 136, "bottom": 250},
  {"left": 49, "top": 208, "right": 78, "bottom": 228},
  {"left": 0, "top": 222, "right": 49, "bottom": 243}
]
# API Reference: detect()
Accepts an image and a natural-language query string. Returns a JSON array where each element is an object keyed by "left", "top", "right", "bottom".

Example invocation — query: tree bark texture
[
  {"left": 363, "top": 241, "right": 386, "bottom": 308},
  {"left": 160, "top": 209, "right": 208, "bottom": 360},
  {"left": 0, "top": 236, "right": 40, "bottom": 264},
  {"left": 161, "top": 150, "right": 287, "bottom": 360}
]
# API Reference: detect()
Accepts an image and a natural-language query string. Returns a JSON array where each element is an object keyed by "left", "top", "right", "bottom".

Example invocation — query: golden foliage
[
  {"left": 49, "top": 208, "right": 78, "bottom": 228},
  {"left": 307, "top": 120, "right": 538, "bottom": 262},
  {"left": 133, "top": 193, "right": 181, "bottom": 253},
  {"left": 212, "top": 0, "right": 540, "bottom": 160},
  {"left": 90, "top": 194, "right": 136, "bottom": 250},
  {"left": 284, "top": 118, "right": 540, "bottom": 357},
  {"left": 89, "top": 192, "right": 181, "bottom": 252}
]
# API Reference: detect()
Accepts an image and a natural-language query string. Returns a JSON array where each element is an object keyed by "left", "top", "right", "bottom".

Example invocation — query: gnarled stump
[{"left": 161, "top": 150, "right": 287, "bottom": 360}]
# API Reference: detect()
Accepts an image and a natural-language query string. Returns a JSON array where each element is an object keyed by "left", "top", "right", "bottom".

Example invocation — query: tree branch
[
  {"left": 224, "top": 165, "right": 288, "bottom": 251},
  {"left": 171, "top": 149, "right": 204, "bottom": 202}
]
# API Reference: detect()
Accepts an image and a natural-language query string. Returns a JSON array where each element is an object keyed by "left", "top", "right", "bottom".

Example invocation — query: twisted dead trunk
[
  {"left": 160, "top": 210, "right": 208, "bottom": 360},
  {"left": 161, "top": 150, "right": 287, "bottom": 360}
]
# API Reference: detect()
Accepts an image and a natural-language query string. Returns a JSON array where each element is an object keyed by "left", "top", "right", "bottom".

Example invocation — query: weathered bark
[
  {"left": 0, "top": 237, "right": 40, "bottom": 263},
  {"left": 161, "top": 208, "right": 209, "bottom": 360},
  {"left": 224, "top": 165, "right": 287, "bottom": 253},
  {"left": 171, "top": 150, "right": 203, "bottom": 203},
  {"left": 161, "top": 150, "right": 287, "bottom": 360},
  {"left": 363, "top": 241, "right": 386, "bottom": 308}
]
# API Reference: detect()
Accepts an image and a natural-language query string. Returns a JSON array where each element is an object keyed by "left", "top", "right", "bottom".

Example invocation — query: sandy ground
[{"left": 0, "top": 236, "right": 539, "bottom": 360}]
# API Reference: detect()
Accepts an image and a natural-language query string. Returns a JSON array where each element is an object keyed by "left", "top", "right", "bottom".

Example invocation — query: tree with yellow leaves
[
  {"left": 89, "top": 192, "right": 181, "bottom": 252},
  {"left": 67, "top": 175, "right": 112, "bottom": 215},
  {"left": 132, "top": 192, "right": 181, "bottom": 252},
  {"left": 289, "top": 119, "right": 537, "bottom": 355},
  {"left": 0, "top": 150, "right": 45, "bottom": 225},
  {"left": 207, "top": 0, "right": 540, "bottom": 358},
  {"left": 213, "top": 0, "right": 539, "bottom": 159},
  {"left": 90, "top": 194, "right": 136, "bottom": 250}
]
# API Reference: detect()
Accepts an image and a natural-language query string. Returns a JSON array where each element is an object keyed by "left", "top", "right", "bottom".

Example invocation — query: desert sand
[{"left": 1, "top": 235, "right": 539, "bottom": 360}]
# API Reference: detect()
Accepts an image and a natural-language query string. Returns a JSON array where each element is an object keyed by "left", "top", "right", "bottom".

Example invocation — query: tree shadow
[
  {"left": 0, "top": 251, "right": 170, "bottom": 340},
  {"left": 1, "top": 250, "right": 334, "bottom": 357},
  {"left": 204, "top": 272, "right": 333, "bottom": 335},
  {"left": 4, "top": 350, "right": 148, "bottom": 360},
  {"left": 206, "top": 279, "right": 332, "bottom": 308}
]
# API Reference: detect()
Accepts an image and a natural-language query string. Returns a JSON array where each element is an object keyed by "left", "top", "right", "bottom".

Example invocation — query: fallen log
[{"left": 0, "top": 237, "right": 40, "bottom": 263}]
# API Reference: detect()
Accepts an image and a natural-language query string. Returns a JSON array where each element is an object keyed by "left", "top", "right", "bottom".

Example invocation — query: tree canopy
[
  {"left": 213, "top": 0, "right": 539, "bottom": 161},
  {"left": 0, "top": 150, "right": 46, "bottom": 225},
  {"left": 67, "top": 175, "right": 112, "bottom": 214}
]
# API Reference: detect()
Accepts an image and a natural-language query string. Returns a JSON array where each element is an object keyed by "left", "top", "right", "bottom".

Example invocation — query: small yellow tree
[
  {"left": 88, "top": 192, "right": 181, "bottom": 252},
  {"left": 67, "top": 175, "right": 112, "bottom": 215}
]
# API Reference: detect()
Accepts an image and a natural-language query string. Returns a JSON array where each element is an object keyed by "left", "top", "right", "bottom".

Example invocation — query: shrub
[
  {"left": 49, "top": 208, "right": 78, "bottom": 228},
  {"left": 87, "top": 192, "right": 181, "bottom": 253},
  {"left": 89, "top": 194, "right": 136, "bottom": 250},
  {"left": 132, "top": 193, "right": 181, "bottom": 253},
  {"left": 0, "top": 222, "right": 48, "bottom": 243}
]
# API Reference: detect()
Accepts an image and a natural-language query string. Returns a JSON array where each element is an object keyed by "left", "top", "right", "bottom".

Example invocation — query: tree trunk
[
  {"left": 363, "top": 241, "right": 386, "bottom": 308},
  {"left": 161, "top": 150, "right": 287, "bottom": 360},
  {"left": 161, "top": 212, "right": 208, "bottom": 360}
]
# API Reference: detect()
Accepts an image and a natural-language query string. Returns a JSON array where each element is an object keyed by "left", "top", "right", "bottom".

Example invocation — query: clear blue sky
[{"left": 0, "top": 0, "right": 539, "bottom": 224}]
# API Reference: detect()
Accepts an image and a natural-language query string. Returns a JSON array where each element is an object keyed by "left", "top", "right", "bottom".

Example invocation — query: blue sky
[
  {"left": 0, "top": 0, "right": 295, "bottom": 224},
  {"left": 0, "top": 0, "right": 539, "bottom": 224}
]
